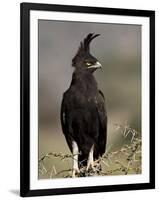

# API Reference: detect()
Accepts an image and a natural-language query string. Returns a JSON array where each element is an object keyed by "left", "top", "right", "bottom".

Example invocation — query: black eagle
[{"left": 60, "top": 33, "right": 107, "bottom": 177}]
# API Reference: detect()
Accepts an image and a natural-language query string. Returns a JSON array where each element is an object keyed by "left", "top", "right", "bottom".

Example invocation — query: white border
[{"left": 30, "top": 11, "right": 150, "bottom": 190}]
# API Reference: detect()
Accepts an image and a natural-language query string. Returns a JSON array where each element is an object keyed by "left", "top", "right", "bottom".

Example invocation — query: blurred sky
[{"left": 38, "top": 20, "right": 141, "bottom": 156}]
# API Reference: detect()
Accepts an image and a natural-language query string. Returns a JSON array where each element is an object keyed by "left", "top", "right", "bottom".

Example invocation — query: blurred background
[{"left": 38, "top": 20, "right": 141, "bottom": 178}]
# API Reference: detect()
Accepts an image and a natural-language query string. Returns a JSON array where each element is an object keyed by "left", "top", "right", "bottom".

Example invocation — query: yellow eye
[{"left": 85, "top": 62, "right": 92, "bottom": 66}]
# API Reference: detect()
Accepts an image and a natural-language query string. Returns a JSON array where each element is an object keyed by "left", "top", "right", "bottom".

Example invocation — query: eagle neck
[{"left": 71, "top": 70, "right": 98, "bottom": 92}]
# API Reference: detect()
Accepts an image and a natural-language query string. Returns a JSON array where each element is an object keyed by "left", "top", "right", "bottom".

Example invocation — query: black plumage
[{"left": 60, "top": 33, "right": 107, "bottom": 173}]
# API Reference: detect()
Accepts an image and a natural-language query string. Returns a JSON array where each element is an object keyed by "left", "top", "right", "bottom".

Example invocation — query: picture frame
[{"left": 20, "top": 2, "right": 155, "bottom": 197}]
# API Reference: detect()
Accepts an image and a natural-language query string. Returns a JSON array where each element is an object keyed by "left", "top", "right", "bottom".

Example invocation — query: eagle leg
[
  {"left": 86, "top": 145, "right": 95, "bottom": 171},
  {"left": 72, "top": 141, "right": 80, "bottom": 178}
]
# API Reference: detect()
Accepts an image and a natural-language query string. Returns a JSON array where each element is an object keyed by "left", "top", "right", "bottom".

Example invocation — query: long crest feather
[
  {"left": 83, "top": 33, "right": 100, "bottom": 52},
  {"left": 72, "top": 33, "right": 100, "bottom": 66}
]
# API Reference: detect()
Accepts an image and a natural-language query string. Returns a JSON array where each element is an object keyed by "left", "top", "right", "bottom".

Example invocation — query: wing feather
[
  {"left": 60, "top": 93, "right": 73, "bottom": 152},
  {"left": 96, "top": 90, "right": 107, "bottom": 155}
]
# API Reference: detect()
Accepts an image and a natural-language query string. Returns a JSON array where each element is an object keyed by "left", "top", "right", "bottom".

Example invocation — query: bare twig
[{"left": 39, "top": 124, "right": 141, "bottom": 178}]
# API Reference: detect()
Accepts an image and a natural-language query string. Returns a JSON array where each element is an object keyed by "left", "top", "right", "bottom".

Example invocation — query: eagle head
[{"left": 72, "top": 33, "right": 102, "bottom": 72}]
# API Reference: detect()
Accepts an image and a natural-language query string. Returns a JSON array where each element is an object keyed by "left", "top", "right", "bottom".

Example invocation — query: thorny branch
[{"left": 39, "top": 124, "right": 141, "bottom": 178}]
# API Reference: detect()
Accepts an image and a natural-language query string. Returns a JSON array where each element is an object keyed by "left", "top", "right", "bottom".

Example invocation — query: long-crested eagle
[{"left": 60, "top": 33, "right": 107, "bottom": 177}]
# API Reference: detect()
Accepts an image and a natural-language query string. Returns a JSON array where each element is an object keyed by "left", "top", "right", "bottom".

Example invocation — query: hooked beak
[{"left": 87, "top": 61, "right": 102, "bottom": 69}]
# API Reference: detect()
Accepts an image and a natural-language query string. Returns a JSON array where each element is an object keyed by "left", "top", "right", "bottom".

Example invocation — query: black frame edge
[
  {"left": 149, "top": 11, "right": 155, "bottom": 189},
  {"left": 20, "top": 3, "right": 30, "bottom": 197},
  {"left": 23, "top": 183, "right": 155, "bottom": 197},
  {"left": 21, "top": 2, "right": 155, "bottom": 16}
]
